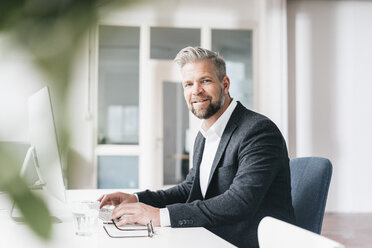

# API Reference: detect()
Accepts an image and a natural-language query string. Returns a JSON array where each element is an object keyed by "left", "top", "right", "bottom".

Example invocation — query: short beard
[{"left": 190, "top": 89, "right": 225, "bottom": 119}]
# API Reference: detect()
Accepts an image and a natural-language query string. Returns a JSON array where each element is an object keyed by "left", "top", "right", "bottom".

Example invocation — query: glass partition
[
  {"left": 163, "top": 82, "right": 189, "bottom": 185},
  {"left": 98, "top": 26, "right": 140, "bottom": 144},
  {"left": 150, "top": 27, "right": 200, "bottom": 60},
  {"left": 94, "top": 25, "right": 254, "bottom": 189},
  {"left": 98, "top": 156, "right": 139, "bottom": 189},
  {"left": 212, "top": 29, "right": 253, "bottom": 109}
]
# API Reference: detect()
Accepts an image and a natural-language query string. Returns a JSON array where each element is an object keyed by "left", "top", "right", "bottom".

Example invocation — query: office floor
[{"left": 322, "top": 213, "right": 372, "bottom": 248}]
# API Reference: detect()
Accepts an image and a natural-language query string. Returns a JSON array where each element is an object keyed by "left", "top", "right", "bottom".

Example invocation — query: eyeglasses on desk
[{"left": 103, "top": 220, "right": 154, "bottom": 238}]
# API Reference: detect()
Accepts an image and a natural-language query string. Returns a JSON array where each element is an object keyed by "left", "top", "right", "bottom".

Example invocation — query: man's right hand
[{"left": 97, "top": 192, "right": 138, "bottom": 209}]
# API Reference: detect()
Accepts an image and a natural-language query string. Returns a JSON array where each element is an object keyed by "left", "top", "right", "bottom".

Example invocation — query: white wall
[
  {"left": 288, "top": 0, "right": 372, "bottom": 212},
  {"left": 0, "top": 37, "right": 45, "bottom": 142}
]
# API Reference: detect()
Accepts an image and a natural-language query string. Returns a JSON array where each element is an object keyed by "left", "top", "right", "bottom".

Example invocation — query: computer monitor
[{"left": 22, "top": 86, "right": 66, "bottom": 203}]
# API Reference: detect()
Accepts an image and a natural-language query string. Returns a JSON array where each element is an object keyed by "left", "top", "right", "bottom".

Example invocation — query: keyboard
[
  {"left": 99, "top": 206, "right": 114, "bottom": 223},
  {"left": 99, "top": 206, "right": 129, "bottom": 224}
]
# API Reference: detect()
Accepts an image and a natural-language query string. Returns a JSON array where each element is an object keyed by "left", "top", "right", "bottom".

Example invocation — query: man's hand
[
  {"left": 97, "top": 192, "right": 137, "bottom": 208},
  {"left": 111, "top": 202, "right": 160, "bottom": 227}
]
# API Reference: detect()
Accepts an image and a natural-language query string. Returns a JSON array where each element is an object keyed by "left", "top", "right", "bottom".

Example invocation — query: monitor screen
[{"left": 28, "top": 86, "right": 66, "bottom": 202}]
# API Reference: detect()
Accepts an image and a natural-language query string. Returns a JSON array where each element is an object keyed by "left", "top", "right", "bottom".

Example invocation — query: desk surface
[{"left": 0, "top": 189, "right": 235, "bottom": 248}]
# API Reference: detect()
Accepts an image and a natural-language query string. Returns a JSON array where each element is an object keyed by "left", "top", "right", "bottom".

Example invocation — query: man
[{"left": 98, "top": 47, "right": 295, "bottom": 247}]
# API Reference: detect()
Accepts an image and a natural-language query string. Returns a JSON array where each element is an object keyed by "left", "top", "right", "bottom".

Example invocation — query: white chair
[{"left": 258, "top": 217, "right": 344, "bottom": 248}]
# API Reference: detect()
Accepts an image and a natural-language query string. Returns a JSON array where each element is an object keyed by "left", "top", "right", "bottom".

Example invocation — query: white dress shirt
[
  {"left": 198, "top": 99, "right": 237, "bottom": 197},
  {"left": 160, "top": 99, "right": 237, "bottom": 226}
]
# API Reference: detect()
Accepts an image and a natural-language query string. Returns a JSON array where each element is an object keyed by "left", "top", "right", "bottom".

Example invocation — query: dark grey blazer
[{"left": 137, "top": 102, "right": 295, "bottom": 247}]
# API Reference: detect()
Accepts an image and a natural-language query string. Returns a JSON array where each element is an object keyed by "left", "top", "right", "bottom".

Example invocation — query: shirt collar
[{"left": 200, "top": 99, "right": 237, "bottom": 138}]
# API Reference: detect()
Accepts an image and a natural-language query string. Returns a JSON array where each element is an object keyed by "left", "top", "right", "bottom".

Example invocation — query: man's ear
[{"left": 222, "top": 76, "right": 230, "bottom": 92}]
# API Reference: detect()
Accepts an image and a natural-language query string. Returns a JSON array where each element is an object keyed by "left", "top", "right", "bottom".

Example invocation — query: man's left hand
[{"left": 111, "top": 202, "right": 160, "bottom": 227}]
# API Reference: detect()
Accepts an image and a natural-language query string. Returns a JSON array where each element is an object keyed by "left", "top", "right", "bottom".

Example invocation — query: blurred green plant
[
  {"left": 0, "top": 144, "right": 52, "bottom": 239},
  {"left": 0, "top": 0, "right": 135, "bottom": 241}
]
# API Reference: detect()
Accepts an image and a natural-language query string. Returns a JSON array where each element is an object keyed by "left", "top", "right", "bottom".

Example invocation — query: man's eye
[
  {"left": 184, "top": 83, "right": 192, "bottom": 88},
  {"left": 202, "top": 79, "right": 211, "bottom": 83}
]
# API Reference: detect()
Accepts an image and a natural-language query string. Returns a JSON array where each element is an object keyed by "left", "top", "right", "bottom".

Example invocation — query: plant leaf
[{"left": 0, "top": 146, "right": 52, "bottom": 240}]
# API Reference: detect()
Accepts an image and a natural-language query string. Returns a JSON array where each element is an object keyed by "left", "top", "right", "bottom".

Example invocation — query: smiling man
[
  {"left": 182, "top": 58, "right": 229, "bottom": 127},
  {"left": 98, "top": 47, "right": 295, "bottom": 248}
]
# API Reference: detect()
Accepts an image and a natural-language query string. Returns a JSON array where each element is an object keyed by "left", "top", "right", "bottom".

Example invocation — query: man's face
[{"left": 181, "top": 60, "right": 227, "bottom": 120}]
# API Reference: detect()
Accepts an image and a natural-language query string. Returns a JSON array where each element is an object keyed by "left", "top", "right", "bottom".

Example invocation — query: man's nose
[{"left": 192, "top": 82, "right": 203, "bottom": 95}]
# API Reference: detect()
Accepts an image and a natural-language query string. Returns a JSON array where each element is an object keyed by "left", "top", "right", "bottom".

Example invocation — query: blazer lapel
[
  {"left": 193, "top": 132, "right": 205, "bottom": 172},
  {"left": 206, "top": 103, "right": 244, "bottom": 188},
  {"left": 187, "top": 132, "right": 205, "bottom": 202}
]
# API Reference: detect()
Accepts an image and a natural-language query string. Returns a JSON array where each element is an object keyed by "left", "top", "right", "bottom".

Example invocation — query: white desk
[{"left": 0, "top": 189, "right": 235, "bottom": 248}]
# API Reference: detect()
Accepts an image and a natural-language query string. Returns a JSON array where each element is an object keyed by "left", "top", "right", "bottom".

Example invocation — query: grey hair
[{"left": 174, "top": 46, "right": 226, "bottom": 81}]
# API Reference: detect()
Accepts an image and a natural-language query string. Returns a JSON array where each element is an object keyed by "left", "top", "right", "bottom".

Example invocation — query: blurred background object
[{"left": 0, "top": 0, "right": 134, "bottom": 240}]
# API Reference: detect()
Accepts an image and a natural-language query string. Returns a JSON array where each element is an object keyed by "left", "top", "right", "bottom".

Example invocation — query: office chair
[
  {"left": 258, "top": 216, "right": 344, "bottom": 248},
  {"left": 290, "top": 157, "right": 333, "bottom": 234}
]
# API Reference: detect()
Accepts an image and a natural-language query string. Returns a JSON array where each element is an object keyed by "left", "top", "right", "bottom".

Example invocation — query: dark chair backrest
[{"left": 290, "top": 157, "right": 332, "bottom": 234}]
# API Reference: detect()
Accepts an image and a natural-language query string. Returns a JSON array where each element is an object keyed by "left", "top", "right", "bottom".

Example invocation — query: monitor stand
[
  {"left": 10, "top": 196, "right": 63, "bottom": 224},
  {"left": 10, "top": 146, "right": 63, "bottom": 223}
]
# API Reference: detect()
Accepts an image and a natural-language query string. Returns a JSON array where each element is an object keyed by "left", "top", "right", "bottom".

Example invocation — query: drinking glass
[{"left": 71, "top": 201, "right": 99, "bottom": 236}]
